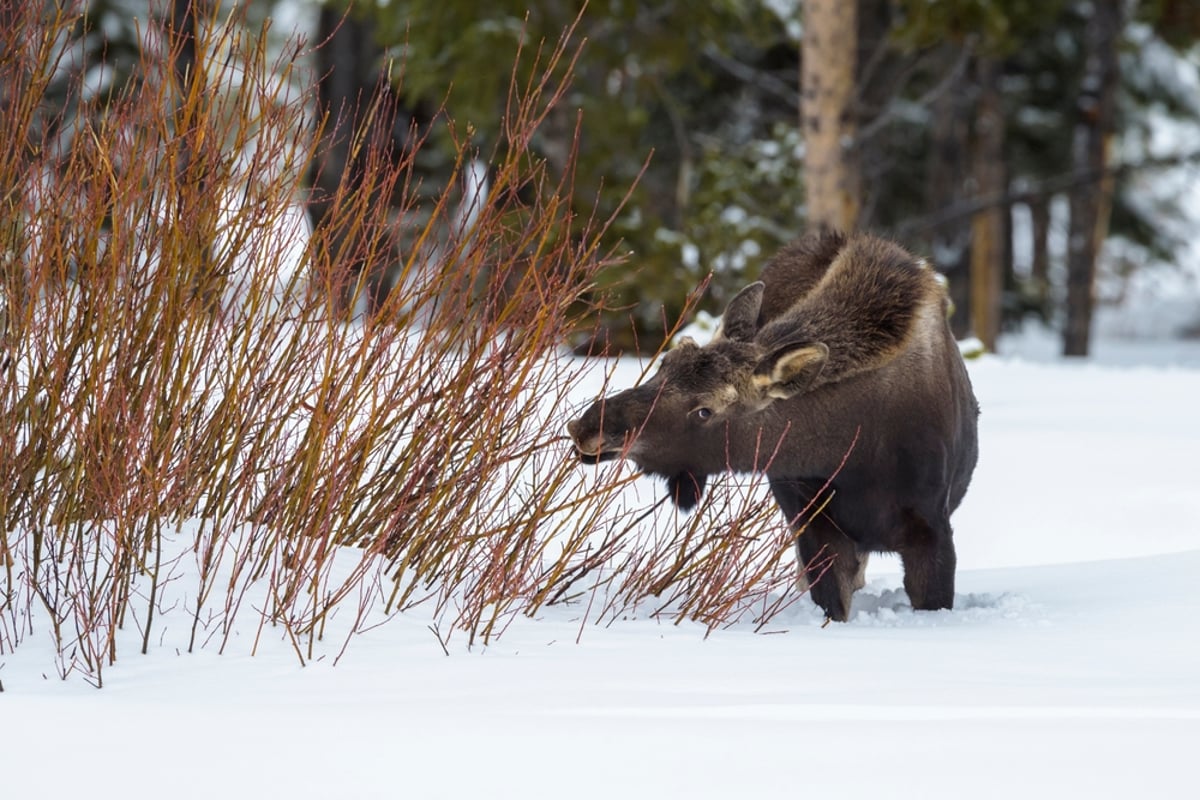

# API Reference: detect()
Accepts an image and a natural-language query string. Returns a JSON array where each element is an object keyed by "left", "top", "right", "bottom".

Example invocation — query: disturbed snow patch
[{"left": 775, "top": 580, "right": 1039, "bottom": 628}]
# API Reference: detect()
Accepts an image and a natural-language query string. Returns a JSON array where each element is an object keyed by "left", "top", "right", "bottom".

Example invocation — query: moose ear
[
  {"left": 718, "top": 281, "right": 765, "bottom": 342},
  {"left": 754, "top": 342, "right": 829, "bottom": 399}
]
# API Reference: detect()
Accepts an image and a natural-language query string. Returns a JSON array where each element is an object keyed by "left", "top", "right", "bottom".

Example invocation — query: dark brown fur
[
  {"left": 757, "top": 229, "right": 849, "bottom": 323},
  {"left": 751, "top": 232, "right": 943, "bottom": 388},
  {"left": 568, "top": 232, "right": 979, "bottom": 621}
]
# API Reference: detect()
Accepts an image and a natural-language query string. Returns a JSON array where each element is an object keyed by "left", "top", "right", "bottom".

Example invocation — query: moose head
[{"left": 566, "top": 281, "right": 830, "bottom": 509}]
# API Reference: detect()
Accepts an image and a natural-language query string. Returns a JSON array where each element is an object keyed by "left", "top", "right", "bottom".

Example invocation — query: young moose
[{"left": 567, "top": 231, "right": 979, "bottom": 621}]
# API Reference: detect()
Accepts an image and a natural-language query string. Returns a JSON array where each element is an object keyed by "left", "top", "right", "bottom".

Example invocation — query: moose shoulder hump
[{"left": 753, "top": 233, "right": 943, "bottom": 388}]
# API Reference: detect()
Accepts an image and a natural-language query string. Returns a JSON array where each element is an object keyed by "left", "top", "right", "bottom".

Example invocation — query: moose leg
[
  {"left": 769, "top": 478, "right": 862, "bottom": 622},
  {"left": 792, "top": 540, "right": 866, "bottom": 596},
  {"left": 898, "top": 509, "right": 956, "bottom": 611},
  {"left": 796, "top": 518, "right": 863, "bottom": 622}
]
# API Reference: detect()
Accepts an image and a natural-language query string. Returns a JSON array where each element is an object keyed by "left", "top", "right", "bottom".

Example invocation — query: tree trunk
[
  {"left": 1064, "top": 2, "right": 1122, "bottom": 357},
  {"left": 169, "top": 0, "right": 199, "bottom": 87},
  {"left": 851, "top": 0, "right": 894, "bottom": 232},
  {"left": 308, "top": 8, "right": 410, "bottom": 316},
  {"left": 802, "top": 0, "right": 859, "bottom": 232},
  {"left": 167, "top": 0, "right": 216, "bottom": 303},
  {"left": 925, "top": 44, "right": 974, "bottom": 339},
  {"left": 969, "top": 56, "right": 1005, "bottom": 352},
  {"left": 1029, "top": 196, "right": 1051, "bottom": 317}
]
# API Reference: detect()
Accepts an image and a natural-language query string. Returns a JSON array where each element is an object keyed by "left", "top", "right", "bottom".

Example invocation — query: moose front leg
[
  {"left": 795, "top": 517, "right": 865, "bottom": 622},
  {"left": 898, "top": 509, "right": 956, "bottom": 611},
  {"left": 770, "top": 478, "right": 865, "bottom": 622}
]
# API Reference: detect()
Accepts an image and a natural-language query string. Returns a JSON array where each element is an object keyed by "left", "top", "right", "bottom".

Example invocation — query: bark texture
[
  {"left": 802, "top": 0, "right": 859, "bottom": 233},
  {"left": 1064, "top": 2, "right": 1122, "bottom": 357},
  {"left": 925, "top": 44, "right": 975, "bottom": 339},
  {"left": 969, "top": 57, "right": 1006, "bottom": 351},
  {"left": 308, "top": 8, "right": 411, "bottom": 315}
]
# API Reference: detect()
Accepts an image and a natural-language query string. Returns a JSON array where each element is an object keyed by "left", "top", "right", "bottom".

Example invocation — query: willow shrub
[{"left": 0, "top": 4, "right": 811, "bottom": 685}]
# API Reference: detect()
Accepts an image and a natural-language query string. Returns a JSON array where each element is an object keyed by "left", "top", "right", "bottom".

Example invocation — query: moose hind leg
[{"left": 898, "top": 509, "right": 956, "bottom": 611}]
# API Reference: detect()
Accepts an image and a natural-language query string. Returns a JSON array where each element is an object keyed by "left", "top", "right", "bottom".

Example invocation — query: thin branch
[
  {"left": 854, "top": 42, "right": 977, "bottom": 148},
  {"left": 897, "top": 149, "right": 1200, "bottom": 238},
  {"left": 850, "top": 26, "right": 898, "bottom": 107},
  {"left": 701, "top": 44, "right": 800, "bottom": 109}
]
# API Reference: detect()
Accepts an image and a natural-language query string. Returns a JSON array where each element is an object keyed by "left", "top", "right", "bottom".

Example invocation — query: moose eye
[{"left": 692, "top": 407, "right": 714, "bottom": 421}]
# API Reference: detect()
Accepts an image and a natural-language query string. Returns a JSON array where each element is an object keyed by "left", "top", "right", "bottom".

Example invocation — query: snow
[{"left": 3, "top": 326, "right": 1199, "bottom": 798}]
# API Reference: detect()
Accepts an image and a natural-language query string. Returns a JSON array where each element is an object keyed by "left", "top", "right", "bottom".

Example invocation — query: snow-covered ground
[{"left": 3, "top": 323, "right": 1198, "bottom": 799}]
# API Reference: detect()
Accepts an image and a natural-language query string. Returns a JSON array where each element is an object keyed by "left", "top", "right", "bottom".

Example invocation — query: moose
[{"left": 567, "top": 231, "right": 979, "bottom": 621}]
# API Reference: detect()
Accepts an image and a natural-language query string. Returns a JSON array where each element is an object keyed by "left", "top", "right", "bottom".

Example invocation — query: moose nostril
[{"left": 566, "top": 419, "right": 581, "bottom": 440}]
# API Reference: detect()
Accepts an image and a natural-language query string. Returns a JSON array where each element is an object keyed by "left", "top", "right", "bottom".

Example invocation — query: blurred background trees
[{"left": 12, "top": 0, "right": 1200, "bottom": 356}]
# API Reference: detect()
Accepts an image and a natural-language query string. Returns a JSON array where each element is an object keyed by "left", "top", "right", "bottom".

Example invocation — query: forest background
[{"left": 34, "top": 0, "right": 1200, "bottom": 356}]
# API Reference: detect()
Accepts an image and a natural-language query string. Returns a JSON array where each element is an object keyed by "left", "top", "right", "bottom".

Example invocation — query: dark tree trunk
[
  {"left": 166, "top": 0, "right": 218, "bottom": 305},
  {"left": 308, "top": 8, "right": 412, "bottom": 316},
  {"left": 1064, "top": 2, "right": 1122, "bottom": 357},
  {"left": 169, "top": 0, "right": 198, "bottom": 86},
  {"left": 924, "top": 44, "right": 975, "bottom": 339},
  {"left": 969, "top": 56, "right": 1005, "bottom": 351},
  {"left": 1029, "top": 196, "right": 1051, "bottom": 317},
  {"left": 1003, "top": 191, "right": 1015, "bottom": 297},
  {"left": 852, "top": 0, "right": 894, "bottom": 232}
]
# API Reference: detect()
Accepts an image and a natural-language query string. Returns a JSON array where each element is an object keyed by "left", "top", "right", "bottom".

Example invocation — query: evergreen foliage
[
  {"left": 30, "top": 1, "right": 1200, "bottom": 347},
  {"left": 354, "top": 0, "right": 799, "bottom": 348}
]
